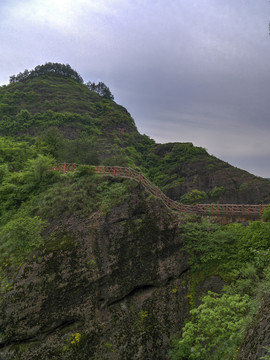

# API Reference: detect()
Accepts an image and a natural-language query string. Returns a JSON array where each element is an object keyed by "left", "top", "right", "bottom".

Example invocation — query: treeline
[
  {"left": 8, "top": 62, "right": 115, "bottom": 100},
  {"left": 9, "top": 63, "right": 84, "bottom": 84},
  {"left": 86, "top": 81, "right": 114, "bottom": 100}
]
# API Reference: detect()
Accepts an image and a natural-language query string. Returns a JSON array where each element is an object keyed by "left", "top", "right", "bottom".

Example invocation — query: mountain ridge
[{"left": 0, "top": 66, "right": 270, "bottom": 204}]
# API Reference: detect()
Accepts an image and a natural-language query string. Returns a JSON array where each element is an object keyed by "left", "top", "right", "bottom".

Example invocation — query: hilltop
[{"left": 0, "top": 62, "right": 270, "bottom": 204}]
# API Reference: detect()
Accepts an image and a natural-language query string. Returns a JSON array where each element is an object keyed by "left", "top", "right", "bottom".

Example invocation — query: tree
[
  {"left": 262, "top": 205, "right": 270, "bottom": 221},
  {"left": 180, "top": 189, "right": 206, "bottom": 204},
  {"left": 86, "top": 81, "right": 114, "bottom": 100},
  {"left": 9, "top": 63, "right": 84, "bottom": 84},
  {"left": 170, "top": 292, "right": 250, "bottom": 360}
]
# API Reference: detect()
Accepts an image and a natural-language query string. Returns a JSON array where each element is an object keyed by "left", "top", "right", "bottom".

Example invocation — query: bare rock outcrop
[{"left": 0, "top": 186, "right": 190, "bottom": 359}]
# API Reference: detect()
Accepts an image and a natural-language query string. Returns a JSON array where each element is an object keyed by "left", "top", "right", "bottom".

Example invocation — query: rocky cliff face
[
  {"left": 237, "top": 294, "right": 270, "bottom": 360},
  {"left": 153, "top": 143, "right": 270, "bottom": 204},
  {"left": 0, "top": 183, "right": 191, "bottom": 359},
  {"left": 166, "top": 159, "right": 270, "bottom": 204}
]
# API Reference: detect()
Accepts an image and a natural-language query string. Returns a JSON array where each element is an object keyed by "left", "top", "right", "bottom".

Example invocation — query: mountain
[
  {"left": 0, "top": 63, "right": 270, "bottom": 204},
  {"left": 0, "top": 64, "right": 270, "bottom": 359}
]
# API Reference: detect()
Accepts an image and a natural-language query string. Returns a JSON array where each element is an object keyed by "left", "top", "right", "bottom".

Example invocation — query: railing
[{"left": 51, "top": 163, "right": 268, "bottom": 218}]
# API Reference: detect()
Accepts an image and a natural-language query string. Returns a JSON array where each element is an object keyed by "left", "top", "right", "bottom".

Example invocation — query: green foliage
[
  {"left": 0, "top": 155, "right": 57, "bottom": 218},
  {"left": 125, "top": 146, "right": 143, "bottom": 165},
  {"left": 10, "top": 62, "right": 83, "bottom": 84},
  {"left": 262, "top": 205, "right": 270, "bottom": 221},
  {"left": 180, "top": 189, "right": 207, "bottom": 205},
  {"left": 57, "top": 137, "right": 99, "bottom": 165},
  {"left": 98, "top": 180, "right": 129, "bottom": 213},
  {"left": 182, "top": 220, "right": 270, "bottom": 274},
  {"left": 0, "top": 109, "right": 101, "bottom": 136},
  {"left": 261, "top": 349, "right": 270, "bottom": 360},
  {"left": 170, "top": 292, "right": 251, "bottom": 360},
  {"left": 86, "top": 81, "right": 114, "bottom": 100},
  {"left": 72, "top": 165, "right": 96, "bottom": 177},
  {"left": 163, "top": 177, "right": 185, "bottom": 191},
  {"left": 239, "top": 182, "right": 248, "bottom": 191},
  {"left": 0, "top": 103, "right": 12, "bottom": 116},
  {"left": 0, "top": 68, "right": 141, "bottom": 172},
  {"left": 0, "top": 155, "right": 133, "bottom": 296},
  {"left": 135, "top": 134, "right": 155, "bottom": 155},
  {"left": 0, "top": 64, "right": 162, "bottom": 175},
  {"left": 39, "top": 127, "right": 64, "bottom": 157},
  {"left": 236, "top": 221, "right": 270, "bottom": 265},
  {"left": 173, "top": 219, "right": 270, "bottom": 360},
  {"left": 1, "top": 77, "right": 95, "bottom": 117},
  {"left": 34, "top": 175, "right": 98, "bottom": 219},
  {"left": 0, "top": 164, "right": 8, "bottom": 183},
  {"left": 28, "top": 170, "right": 130, "bottom": 221},
  {"left": 0, "top": 211, "right": 45, "bottom": 260},
  {"left": 222, "top": 263, "right": 259, "bottom": 297},
  {"left": 23, "top": 155, "right": 56, "bottom": 185},
  {"left": 103, "top": 149, "right": 130, "bottom": 167},
  {"left": 208, "top": 186, "right": 225, "bottom": 199},
  {"left": 144, "top": 143, "right": 208, "bottom": 187},
  {"left": 181, "top": 220, "right": 220, "bottom": 269},
  {"left": 0, "top": 206, "right": 46, "bottom": 294},
  {"left": 0, "top": 137, "right": 38, "bottom": 169}
]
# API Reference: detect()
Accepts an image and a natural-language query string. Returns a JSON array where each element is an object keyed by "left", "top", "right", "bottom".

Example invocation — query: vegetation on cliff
[
  {"left": 170, "top": 218, "right": 270, "bottom": 359},
  {"left": 0, "top": 63, "right": 270, "bottom": 359},
  {"left": 0, "top": 159, "right": 132, "bottom": 294}
]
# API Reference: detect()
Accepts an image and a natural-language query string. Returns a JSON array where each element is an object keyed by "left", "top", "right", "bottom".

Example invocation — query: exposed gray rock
[
  {"left": 237, "top": 294, "right": 270, "bottom": 360},
  {"left": 0, "top": 187, "right": 190, "bottom": 359}
]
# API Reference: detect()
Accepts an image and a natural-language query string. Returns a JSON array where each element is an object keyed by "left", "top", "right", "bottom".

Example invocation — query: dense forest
[{"left": 0, "top": 64, "right": 270, "bottom": 359}]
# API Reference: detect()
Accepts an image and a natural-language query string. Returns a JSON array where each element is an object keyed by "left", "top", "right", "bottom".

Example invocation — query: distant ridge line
[{"left": 51, "top": 163, "right": 268, "bottom": 218}]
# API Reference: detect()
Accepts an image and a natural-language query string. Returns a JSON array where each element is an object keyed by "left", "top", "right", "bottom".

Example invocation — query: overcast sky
[{"left": 0, "top": 0, "right": 270, "bottom": 177}]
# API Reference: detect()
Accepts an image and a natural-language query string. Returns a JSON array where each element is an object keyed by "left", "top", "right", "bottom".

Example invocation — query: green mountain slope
[{"left": 0, "top": 63, "right": 270, "bottom": 204}]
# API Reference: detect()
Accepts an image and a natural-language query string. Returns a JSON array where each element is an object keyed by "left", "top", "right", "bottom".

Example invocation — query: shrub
[
  {"left": 0, "top": 211, "right": 45, "bottom": 261},
  {"left": 170, "top": 292, "right": 251, "bottom": 360},
  {"left": 180, "top": 189, "right": 207, "bottom": 205},
  {"left": 239, "top": 182, "right": 248, "bottom": 191},
  {"left": 208, "top": 186, "right": 225, "bottom": 199},
  {"left": 262, "top": 205, "right": 270, "bottom": 221},
  {"left": 0, "top": 164, "right": 9, "bottom": 183},
  {"left": 34, "top": 177, "right": 98, "bottom": 219},
  {"left": 24, "top": 155, "right": 56, "bottom": 184},
  {"left": 73, "top": 165, "right": 96, "bottom": 178},
  {"left": 98, "top": 181, "right": 128, "bottom": 213}
]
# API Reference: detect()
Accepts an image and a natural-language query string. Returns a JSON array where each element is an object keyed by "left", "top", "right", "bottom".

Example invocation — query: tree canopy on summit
[{"left": 9, "top": 62, "right": 84, "bottom": 84}]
